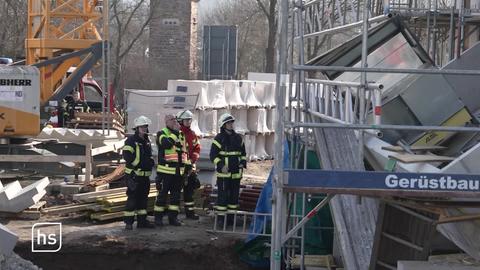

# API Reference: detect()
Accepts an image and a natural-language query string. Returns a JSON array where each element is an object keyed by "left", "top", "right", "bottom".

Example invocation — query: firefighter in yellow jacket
[
  {"left": 122, "top": 116, "right": 155, "bottom": 230},
  {"left": 154, "top": 114, "right": 190, "bottom": 226}
]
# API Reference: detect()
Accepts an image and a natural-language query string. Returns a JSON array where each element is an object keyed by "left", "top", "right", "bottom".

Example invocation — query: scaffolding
[{"left": 271, "top": 0, "right": 480, "bottom": 269}]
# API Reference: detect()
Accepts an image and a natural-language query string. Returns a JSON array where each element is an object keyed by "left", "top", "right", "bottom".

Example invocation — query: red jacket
[{"left": 180, "top": 125, "right": 201, "bottom": 163}]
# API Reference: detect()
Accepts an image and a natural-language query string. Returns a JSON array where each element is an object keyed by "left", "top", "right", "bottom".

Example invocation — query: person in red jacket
[{"left": 176, "top": 110, "right": 201, "bottom": 220}]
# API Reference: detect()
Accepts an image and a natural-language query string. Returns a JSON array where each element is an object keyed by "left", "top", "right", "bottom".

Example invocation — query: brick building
[{"left": 149, "top": 0, "right": 199, "bottom": 89}]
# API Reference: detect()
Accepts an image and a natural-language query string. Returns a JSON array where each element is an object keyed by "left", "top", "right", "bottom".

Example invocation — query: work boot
[
  {"left": 154, "top": 213, "right": 164, "bottom": 226},
  {"left": 168, "top": 211, "right": 182, "bottom": 226},
  {"left": 137, "top": 215, "right": 155, "bottom": 229},
  {"left": 185, "top": 209, "right": 199, "bottom": 220},
  {"left": 125, "top": 223, "right": 133, "bottom": 230}
]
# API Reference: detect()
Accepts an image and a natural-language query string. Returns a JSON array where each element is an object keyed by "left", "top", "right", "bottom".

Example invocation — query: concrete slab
[
  {"left": 59, "top": 184, "right": 83, "bottom": 196},
  {"left": 398, "top": 261, "right": 480, "bottom": 270},
  {"left": 0, "top": 224, "right": 18, "bottom": 256},
  {"left": 0, "top": 181, "right": 22, "bottom": 201},
  {"left": 0, "top": 178, "right": 50, "bottom": 213}
]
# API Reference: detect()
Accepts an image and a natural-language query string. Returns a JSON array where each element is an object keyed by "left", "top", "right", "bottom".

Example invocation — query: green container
[{"left": 293, "top": 146, "right": 334, "bottom": 255}]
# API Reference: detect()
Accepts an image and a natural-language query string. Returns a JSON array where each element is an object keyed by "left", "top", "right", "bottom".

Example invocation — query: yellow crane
[{"left": 0, "top": 0, "right": 107, "bottom": 137}]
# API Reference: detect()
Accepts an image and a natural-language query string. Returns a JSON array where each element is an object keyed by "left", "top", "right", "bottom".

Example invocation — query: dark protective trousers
[
  {"left": 124, "top": 174, "right": 150, "bottom": 225},
  {"left": 155, "top": 173, "right": 182, "bottom": 217},
  {"left": 183, "top": 172, "right": 200, "bottom": 211},
  {"left": 216, "top": 177, "right": 240, "bottom": 214}
]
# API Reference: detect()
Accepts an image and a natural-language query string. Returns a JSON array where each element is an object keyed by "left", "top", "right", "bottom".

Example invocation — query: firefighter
[
  {"left": 176, "top": 110, "right": 201, "bottom": 220},
  {"left": 122, "top": 115, "right": 155, "bottom": 230},
  {"left": 61, "top": 89, "right": 90, "bottom": 126},
  {"left": 154, "top": 114, "right": 189, "bottom": 226},
  {"left": 210, "top": 113, "right": 247, "bottom": 226}
]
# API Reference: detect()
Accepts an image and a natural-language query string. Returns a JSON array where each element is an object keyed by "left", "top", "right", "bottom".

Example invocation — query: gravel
[{"left": 0, "top": 253, "right": 40, "bottom": 270}]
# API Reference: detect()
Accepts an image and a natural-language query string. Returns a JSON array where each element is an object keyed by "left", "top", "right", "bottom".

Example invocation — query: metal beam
[
  {"left": 305, "top": 78, "right": 383, "bottom": 89},
  {"left": 0, "top": 155, "right": 86, "bottom": 163},
  {"left": 281, "top": 194, "right": 334, "bottom": 244},
  {"left": 292, "top": 65, "right": 480, "bottom": 75},
  {"left": 286, "top": 121, "right": 480, "bottom": 133}
]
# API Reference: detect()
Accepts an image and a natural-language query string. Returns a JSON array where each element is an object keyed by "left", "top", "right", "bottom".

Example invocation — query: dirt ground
[
  {"left": 4, "top": 214, "right": 257, "bottom": 270},
  {"left": 1, "top": 160, "right": 273, "bottom": 270},
  {"left": 242, "top": 160, "right": 273, "bottom": 185}
]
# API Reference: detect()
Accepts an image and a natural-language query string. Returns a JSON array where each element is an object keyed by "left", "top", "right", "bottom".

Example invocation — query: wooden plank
[
  {"left": 72, "top": 187, "right": 128, "bottom": 201},
  {"left": 436, "top": 213, "right": 480, "bottom": 224},
  {"left": 381, "top": 145, "right": 447, "bottom": 152},
  {"left": 41, "top": 203, "right": 97, "bottom": 215},
  {"left": 0, "top": 210, "right": 41, "bottom": 220},
  {"left": 0, "top": 155, "right": 86, "bottom": 163},
  {"left": 101, "top": 192, "right": 158, "bottom": 206},
  {"left": 91, "top": 206, "right": 154, "bottom": 221},
  {"left": 28, "top": 201, "right": 47, "bottom": 211},
  {"left": 290, "top": 255, "right": 335, "bottom": 268},
  {"left": 72, "top": 184, "right": 156, "bottom": 202},
  {"left": 90, "top": 211, "right": 123, "bottom": 221},
  {"left": 389, "top": 154, "right": 455, "bottom": 163},
  {"left": 85, "top": 143, "right": 92, "bottom": 184}
]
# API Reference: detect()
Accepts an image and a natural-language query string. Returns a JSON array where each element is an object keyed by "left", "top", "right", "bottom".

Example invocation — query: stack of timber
[
  {"left": 239, "top": 184, "right": 263, "bottom": 211},
  {"left": 40, "top": 184, "right": 157, "bottom": 221},
  {"left": 202, "top": 184, "right": 264, "bottom": 212},
  {"left": 68, "top": 112, "right": 124, "bottom": 132}
]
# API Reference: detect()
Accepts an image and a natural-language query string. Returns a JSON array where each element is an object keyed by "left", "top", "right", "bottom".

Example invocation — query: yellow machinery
[{"left": 0, "top": 0, "right": 106, "bottom": 137}]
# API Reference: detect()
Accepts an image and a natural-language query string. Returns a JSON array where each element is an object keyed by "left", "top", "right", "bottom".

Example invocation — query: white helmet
[
  {"left": 176, "top": 110, "right": 193, "bottom": 121},
  {"left": 219, "top": 113, "right": 235, "bottom": 127},
  {"left": 133, "top": 115, "right": 152, "bottom": 128}
]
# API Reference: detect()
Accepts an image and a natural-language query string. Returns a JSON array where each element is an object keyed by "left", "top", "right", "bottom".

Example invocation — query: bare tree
[
  {"left": 255, "top": 0, "right": 277, "bottom": 73},
  {"left": 109, "top": 0, "right": 158, "bottom": 98},
  {"left": 0, "top": 0, "right": 27, "bottom": 59}
]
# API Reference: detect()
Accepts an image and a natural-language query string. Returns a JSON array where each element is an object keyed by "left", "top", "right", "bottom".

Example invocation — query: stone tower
[{"left": 149, "top": 0, "right": 199, "bottom": 89}]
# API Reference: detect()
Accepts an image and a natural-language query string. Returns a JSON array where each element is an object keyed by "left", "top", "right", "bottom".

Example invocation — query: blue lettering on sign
[{"left": 285, "top": 170, "right": 480, "bottom": 192}]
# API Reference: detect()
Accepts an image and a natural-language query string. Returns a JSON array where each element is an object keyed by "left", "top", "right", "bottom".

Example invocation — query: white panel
[
  {"left": 224, "top": 80, "right": 246, "bottom": 108},
  {"left": 254, "top": 81, "right": 276, "bottom": 108},
  {"left": 197, "top": 109, "right": 217, "bottom": 136},
  {"left": 241, "top": 80, "right": 262, "bottom": 108},
  {"left": 230, "top": 108, "right": 249, "bottom": 134},
  {"left": 208, "top": 80, "right": 227, "bottom": 109},
  {"left": 265, "top": 133, "right": 275, "bottom": 158},
  {"left": 167, "top": 80, "right": 210, "bottom": 110},
  {"left": 247, "top": 108, "right": 269, "bottom": 133},
  {"left": 254, "top": 134, "right": 268, "bottom": 160},
  {"left": 267, "top": 109, "right": 276, "bottom": 132},
  {"left": 244, "top": 134, "right": 256, "bottom": 161}
]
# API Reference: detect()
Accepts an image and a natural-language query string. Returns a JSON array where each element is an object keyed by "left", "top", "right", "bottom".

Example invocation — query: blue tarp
[{"left": 246, "top": 141, "right": 290, "bottom": 242}]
